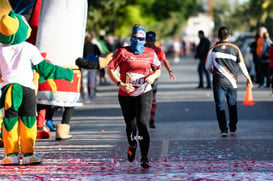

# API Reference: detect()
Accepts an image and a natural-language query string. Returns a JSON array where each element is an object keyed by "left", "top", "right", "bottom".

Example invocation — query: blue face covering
[
  {"left": 130, "top": 26, "right": 146, "bottom": 54},
  {"left": 130, "top": 37, "right": 146, "bottom": 54}
]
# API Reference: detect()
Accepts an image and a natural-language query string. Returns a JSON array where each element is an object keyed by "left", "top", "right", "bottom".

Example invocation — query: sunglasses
[{"left": 132, "top": 36, "right": 145, "bottom": 41}]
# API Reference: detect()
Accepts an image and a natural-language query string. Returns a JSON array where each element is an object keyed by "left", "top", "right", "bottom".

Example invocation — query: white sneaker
[
  {"left": 1, "top": 155, "right": 19, "bottom": 165},
  {"left": 220, "top": 132, "right": 227, "bottom": 137},
  {"left": 22, "top": 154, "right": 41, "bottom": 165}
]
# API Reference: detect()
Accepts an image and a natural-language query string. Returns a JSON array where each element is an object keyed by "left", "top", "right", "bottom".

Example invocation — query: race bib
[
  {"left": 126, "top": 72, "right": 146, "bottom": 87},
  {"left": 126, "top": 72, "right": 151, "bottom": 96}
]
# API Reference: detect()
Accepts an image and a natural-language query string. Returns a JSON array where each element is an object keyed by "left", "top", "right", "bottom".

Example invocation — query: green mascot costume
[{"left": 0, "top": 0, "right": 74, "bottom": 165}]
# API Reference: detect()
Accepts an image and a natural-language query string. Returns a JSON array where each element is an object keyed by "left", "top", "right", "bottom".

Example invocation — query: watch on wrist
[{"left": 117, "top": 81, "right": 121, "bottom": 86}]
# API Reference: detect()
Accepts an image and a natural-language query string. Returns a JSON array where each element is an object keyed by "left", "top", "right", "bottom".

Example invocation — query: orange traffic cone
[{"left": 243, "top": 83, "right": 254, "bottom": 106}]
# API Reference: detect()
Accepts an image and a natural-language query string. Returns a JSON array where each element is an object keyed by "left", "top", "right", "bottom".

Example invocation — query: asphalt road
[{"left": 1, "top": 53, "right": 273, "bottom": 180}]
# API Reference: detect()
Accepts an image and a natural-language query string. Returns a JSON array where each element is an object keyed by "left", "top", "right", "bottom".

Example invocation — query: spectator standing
[
  {"left": 81, "top": 32, "right": 101, "bottom": 101},
  {"left": 260, "top": 32, "right": 272, "bottom": 88},
  {"left": 107, "top": 24, "right": 161, "bottom": 168},
  {"left": 268, "top": 33, "right": 273, "bottom": 89},
  {"left": 105, "top": 35, "right": 115, "bottom": 52},
  {"left": 254, "top": 27, "right": 267, "bottom": 86},
  {"left": 36, "top": 105, "right": 74, "bottom": 140},
  {"left": 173, "top": 37, "right": 181, "bottom": 63},
  {"left": 98, "top": 30, "right": 110, "bottom": 85},
  {"left": 206, "top": 26, "right": 253, "bottom": 137},
  {"left": 145, "top": 31, "right": 176, "bottom": 128},
  {"left": 195, "top": 30, "right": 211, "bottom": 89}
]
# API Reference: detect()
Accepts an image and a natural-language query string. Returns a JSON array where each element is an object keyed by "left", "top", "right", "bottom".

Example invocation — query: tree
[
  {"left": 227, "top": 0, "right": 273, "bottom": 32},
  {"left": 248, "top": 0, "right": 273, "bottom": 31},
  {"left": 87, "top": 0, "right": 197, "bottom": 38},
  {"left": 211, "top": 0, "right": 232, "bottom": 33},
  {"left": 87, "top": 0, "right": 126, "bottom": 35}
]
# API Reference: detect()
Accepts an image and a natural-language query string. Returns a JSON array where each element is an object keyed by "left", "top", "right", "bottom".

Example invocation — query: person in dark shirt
[
  {"left": 195, "top": 30, "right": 211, "bottom": 89},
  {"left": 81, "top": 32, "right": 101, "bottom": 100}
]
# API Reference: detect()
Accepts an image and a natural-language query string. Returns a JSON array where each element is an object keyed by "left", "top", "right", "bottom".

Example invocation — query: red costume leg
[{"left": 36, "top": 109, "right": 51, "bottom": 139}]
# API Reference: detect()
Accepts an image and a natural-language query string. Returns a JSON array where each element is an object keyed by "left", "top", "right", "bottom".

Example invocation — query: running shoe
[
  {"left": 140, "top": 157, "right": 150, "bottom": 168},
  {"left": 127, "top": 145, "right": 137, "bottom": 162}
]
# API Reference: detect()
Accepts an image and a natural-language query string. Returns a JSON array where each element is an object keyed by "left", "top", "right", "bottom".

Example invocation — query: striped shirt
[{"left": 206, "top": 41, "right": 245, "bottom": 89}]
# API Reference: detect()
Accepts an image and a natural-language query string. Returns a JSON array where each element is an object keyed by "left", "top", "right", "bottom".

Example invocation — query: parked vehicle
[{"left": 234, "top": 32, "right": 256, "bottom": 76}]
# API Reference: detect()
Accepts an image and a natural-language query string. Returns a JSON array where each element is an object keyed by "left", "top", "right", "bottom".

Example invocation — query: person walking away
[
  {"left": 145, "top": 31, "right": 176, "bottom": 128},
  {"left": 107, "top": 24, "right": 161, "bottom": 168},
  {"left": 195, "top": 30, "right": 211, "bottom": 89},
  {"left": 206, "top": 26, "right": 253, "bottom": 137}
]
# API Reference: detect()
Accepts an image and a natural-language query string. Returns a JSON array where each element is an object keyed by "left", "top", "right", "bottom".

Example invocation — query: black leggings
[{"left": 118, "top": 90, "right": 153, "bottom": 158}]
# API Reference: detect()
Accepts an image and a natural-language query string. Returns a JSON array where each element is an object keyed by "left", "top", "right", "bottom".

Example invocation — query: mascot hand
[
  {"left": 60, "top": 68, "right": 74, "bottom": 82},
  {"left": 99, "top": 53, "right": 113, "bottom": 69},
  {"left": 51, "top": 65, "right": 74, "bottom": 82}
]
